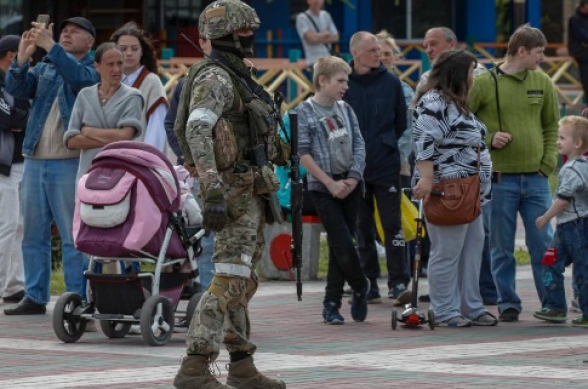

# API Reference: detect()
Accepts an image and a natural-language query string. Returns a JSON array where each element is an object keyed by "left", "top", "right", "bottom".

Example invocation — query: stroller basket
[{"left": 86, "top": 272, "right": 190, "bottom": 315}]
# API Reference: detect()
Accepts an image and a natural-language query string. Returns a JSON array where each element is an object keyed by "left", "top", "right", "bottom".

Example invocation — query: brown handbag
[{"left": 424, "top": 148, "right": 481, "bottom": 226}]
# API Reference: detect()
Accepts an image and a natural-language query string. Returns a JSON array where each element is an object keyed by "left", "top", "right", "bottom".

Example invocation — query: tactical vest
[{"left": 177, "top": 59, "right": 289, "bottom": 172}]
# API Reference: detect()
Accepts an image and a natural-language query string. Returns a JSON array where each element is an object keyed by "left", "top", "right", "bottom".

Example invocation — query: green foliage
[
  {"left": 51, "top": 265, "right": 66, "bottom": 296},
  {"left": 51, "top": 224, "right": 62, "bottom": 270},
  {"left": 515, "top": 248, "right": 531, "bottom": 266}
]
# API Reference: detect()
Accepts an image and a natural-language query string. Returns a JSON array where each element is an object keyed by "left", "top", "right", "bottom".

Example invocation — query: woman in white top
[{"left": 111, "top": 22, "right": 168, "bottom": 152}]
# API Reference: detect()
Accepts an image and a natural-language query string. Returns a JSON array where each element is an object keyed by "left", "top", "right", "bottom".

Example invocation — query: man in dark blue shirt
[{"left": 343, "top": 31, "right": 409, "bottom": 305}]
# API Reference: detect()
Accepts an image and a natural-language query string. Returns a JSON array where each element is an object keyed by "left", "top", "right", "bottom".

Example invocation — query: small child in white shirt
[{"left": 175, "top": 166, "right": 202, "bottom": 227}]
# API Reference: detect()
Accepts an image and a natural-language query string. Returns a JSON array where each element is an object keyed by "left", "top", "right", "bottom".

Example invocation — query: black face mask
[
  {"left": 211, "top": 33, "right": 255, "bottom": 58},
  {"left": 238, "top": 34, "right": 255, "bottom": 58}
]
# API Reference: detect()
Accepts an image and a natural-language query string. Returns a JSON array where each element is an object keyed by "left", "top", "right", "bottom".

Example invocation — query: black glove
[{"left": 203, "top": 183, "right": 227, "bottom": 232}]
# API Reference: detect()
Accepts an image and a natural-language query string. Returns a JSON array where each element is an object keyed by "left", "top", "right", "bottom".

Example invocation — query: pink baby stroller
[{"left": 52, "top": 141, "right": 205, "bottom": 346}]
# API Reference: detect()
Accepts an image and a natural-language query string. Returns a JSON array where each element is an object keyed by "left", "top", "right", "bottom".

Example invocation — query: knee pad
[{"left": 207, "top": 275, "right": 246, "bottom": 313}]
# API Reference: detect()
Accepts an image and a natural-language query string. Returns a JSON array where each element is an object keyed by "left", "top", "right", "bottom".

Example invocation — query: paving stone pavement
[{"left": 1, "top": 265, "right": 587, "bottom": 389}]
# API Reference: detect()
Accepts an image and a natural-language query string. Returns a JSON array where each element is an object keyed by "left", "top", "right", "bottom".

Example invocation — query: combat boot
[
  {"left": 226, "top": 356, "right": 286, "bottom": 389},
  {"left": 174, "top": 355, "right": 236, "bottom": 389}
]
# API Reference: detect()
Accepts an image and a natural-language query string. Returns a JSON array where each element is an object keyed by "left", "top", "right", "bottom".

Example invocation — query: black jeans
[
  {"left": 356, "top": 179, "right": 409, "bottom": 291},
  {"left": 311, "top": 187, "right": 367, "bottom": 308},
  {"left": 578, "top": 60, "right": 588, "bottom": 103}
]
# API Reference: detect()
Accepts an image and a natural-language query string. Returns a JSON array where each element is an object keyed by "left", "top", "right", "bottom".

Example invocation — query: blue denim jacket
[{"left": 5, "top": 44, "right": 99, "bottom": 156}]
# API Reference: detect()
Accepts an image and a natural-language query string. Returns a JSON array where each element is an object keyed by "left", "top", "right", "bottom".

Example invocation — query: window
[
  {"left": 147, "top": 0, "right": 205, "bottom": 32},
  {"left": 372, "top": 0, "right": 454, "bottom": 40},
  {"left": 0, "top": 0, "right": 23, "bottom": 36},
  {"left": 148, "top": 0, "right": 209, "bottom": 56}
]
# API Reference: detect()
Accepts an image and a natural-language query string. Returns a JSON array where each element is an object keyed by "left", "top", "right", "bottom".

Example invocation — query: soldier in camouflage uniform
[{"left": 173, "top": 1, "right": 286, "bottom": 389}]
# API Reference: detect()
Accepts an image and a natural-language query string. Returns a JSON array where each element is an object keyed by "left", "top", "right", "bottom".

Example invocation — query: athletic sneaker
[
  {"left": 498, "top": 308, "right": 519, "bottom": 322},
  {"left": 323, "top": 302, "right": 344, "bottom": 325},
  {"left": 350, "top": 278, "right": 370, "bottom": 322},
  {"left": 436, "top": 315, "right": 472, "bottom": 327},
  {"left": 389, "top": 284, "right": 412, "bottom": 306},
  {"left": 533, "top": 308, "right": 567, "bottom": 323},
  {"left": 570, "top": 297, "right": 581, "bottom": 313},
  {"left": 572, "top": 314, "right": 588, "bottom": 328}
]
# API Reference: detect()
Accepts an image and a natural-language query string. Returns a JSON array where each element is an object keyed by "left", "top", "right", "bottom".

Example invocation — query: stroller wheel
[
  {"left": 100, "top": 321, "right": 131, "bottom": 338},
  {"left": 391, "top": 309, "right": 398, "bottom": 330},
  {"left": 140, "top": 295, "right": 174, "bottom": 346},
  {"left": 185, "top": 291, "right": 204, "bottom": 328},
  {"left": 428, "top": 309, "right": 436, "bottom": 330},
  {"left": 52, "top": 292, "right": 87, "bottom": 343}
]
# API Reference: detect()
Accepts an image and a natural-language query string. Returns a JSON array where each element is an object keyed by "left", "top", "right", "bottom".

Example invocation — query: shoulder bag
[{"left": 424, "top": 147, "right": 481, "bottom": 225}]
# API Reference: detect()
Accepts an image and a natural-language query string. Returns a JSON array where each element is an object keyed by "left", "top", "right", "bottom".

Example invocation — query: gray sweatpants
[{"left": 427, "top": 215, "right": 486, "bottom": 323}]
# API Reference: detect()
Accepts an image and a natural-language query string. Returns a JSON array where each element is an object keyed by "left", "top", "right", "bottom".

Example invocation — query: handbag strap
[
  {"left": 488, "top": 67, "right": 503, "bottom": 133},
  {"left": 303, "top": 11, "right": 332, "bottom": 53}
]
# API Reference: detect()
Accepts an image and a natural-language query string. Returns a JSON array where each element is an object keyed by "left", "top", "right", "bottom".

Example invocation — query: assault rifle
[{"left": 288, "top": 111, "right": 303, "bottom": 301}]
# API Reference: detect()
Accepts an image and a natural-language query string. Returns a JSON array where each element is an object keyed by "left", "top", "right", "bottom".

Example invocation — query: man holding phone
[{"left": 3, "top": 16, "right": 99, "bottom": 315}]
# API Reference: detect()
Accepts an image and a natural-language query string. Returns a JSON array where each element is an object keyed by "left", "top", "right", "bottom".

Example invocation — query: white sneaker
[{"left": 129, "top": 324, "right": 141, "bottom": 334}]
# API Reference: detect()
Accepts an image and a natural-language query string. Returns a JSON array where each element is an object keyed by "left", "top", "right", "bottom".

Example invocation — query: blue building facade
[
  {"left": 251, "top": 0, "right": 543, "bottom": 58},
  {"left": 1, "top": 0, "right": 546, "bottom": 59}
]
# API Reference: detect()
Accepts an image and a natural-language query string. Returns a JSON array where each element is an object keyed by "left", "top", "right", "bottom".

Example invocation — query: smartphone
[{"left": 36, "top": 14, "right": 50, "bottom": 28}]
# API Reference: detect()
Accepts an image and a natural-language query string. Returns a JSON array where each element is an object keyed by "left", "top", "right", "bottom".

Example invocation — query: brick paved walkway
[{"left": 1, "top": 266, "right": 587, "bottom": 389}]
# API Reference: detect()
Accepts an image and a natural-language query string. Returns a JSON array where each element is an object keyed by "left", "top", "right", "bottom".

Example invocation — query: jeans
[
  {"left": 356, "top": 179, "right": 408, "bottom": 292},
  {"left": 479, "top": 202, "right": 498, "bottom": 304},
  {"left": 21, "top": 158, "right": 86, "bottom": 305},
  {"left": 542, "top": 217, "right": 588, "bottom": 316},
  {"left": 490, "top": 173, "right": 553, "bottom": 313},
  {"left": 0, "top": 163, "right": 25, "bottom": 297},
  {"left": 311, "top": 188, "right": 367, "bottom": 308}
]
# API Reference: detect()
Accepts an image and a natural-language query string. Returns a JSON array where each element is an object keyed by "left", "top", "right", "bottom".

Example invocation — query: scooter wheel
[
  {"left": 428, "top": 309, "right": 435, "bottom": 330},
  {"left": 391, "top": 309, "right": 398, "bottom": 330}
]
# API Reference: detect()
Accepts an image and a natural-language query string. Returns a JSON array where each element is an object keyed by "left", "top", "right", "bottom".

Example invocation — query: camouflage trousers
[{"left": 185, "top": 195, "right": 265, "bottom": 359}]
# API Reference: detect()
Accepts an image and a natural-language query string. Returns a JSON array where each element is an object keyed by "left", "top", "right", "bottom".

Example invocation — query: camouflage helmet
[
  {"left": 198, "top": 10, "right": 207, "bottom": 39},
  {"left": 200, "top": 0, "right": 260, "bottom": 40}
]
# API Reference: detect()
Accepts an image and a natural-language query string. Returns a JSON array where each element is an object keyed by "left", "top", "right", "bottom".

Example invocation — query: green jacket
[{"left": 468, "top": 64, "right": 559, "bottom": 176}]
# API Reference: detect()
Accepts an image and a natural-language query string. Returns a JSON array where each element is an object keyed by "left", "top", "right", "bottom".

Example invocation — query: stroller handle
[{"left": 189, "top": 228, "right": 208, "bottom": 246}]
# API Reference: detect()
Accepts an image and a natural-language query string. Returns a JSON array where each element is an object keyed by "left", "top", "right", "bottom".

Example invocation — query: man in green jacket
[{"left": 468, "top": 24, "right": 559, "bottom": 323}]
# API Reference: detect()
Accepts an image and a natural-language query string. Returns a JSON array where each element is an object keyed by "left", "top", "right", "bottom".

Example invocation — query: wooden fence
[{"left": 158, "top": 42, "right": 584, "bottom": 111}]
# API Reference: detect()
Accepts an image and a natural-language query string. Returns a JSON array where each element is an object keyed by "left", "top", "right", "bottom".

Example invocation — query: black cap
[
  {"left": 0, "top": 35, "right": 20, "bottom": 56},
  {"left": 59, "top": 17, "right": 96, "bottom": 38}
]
